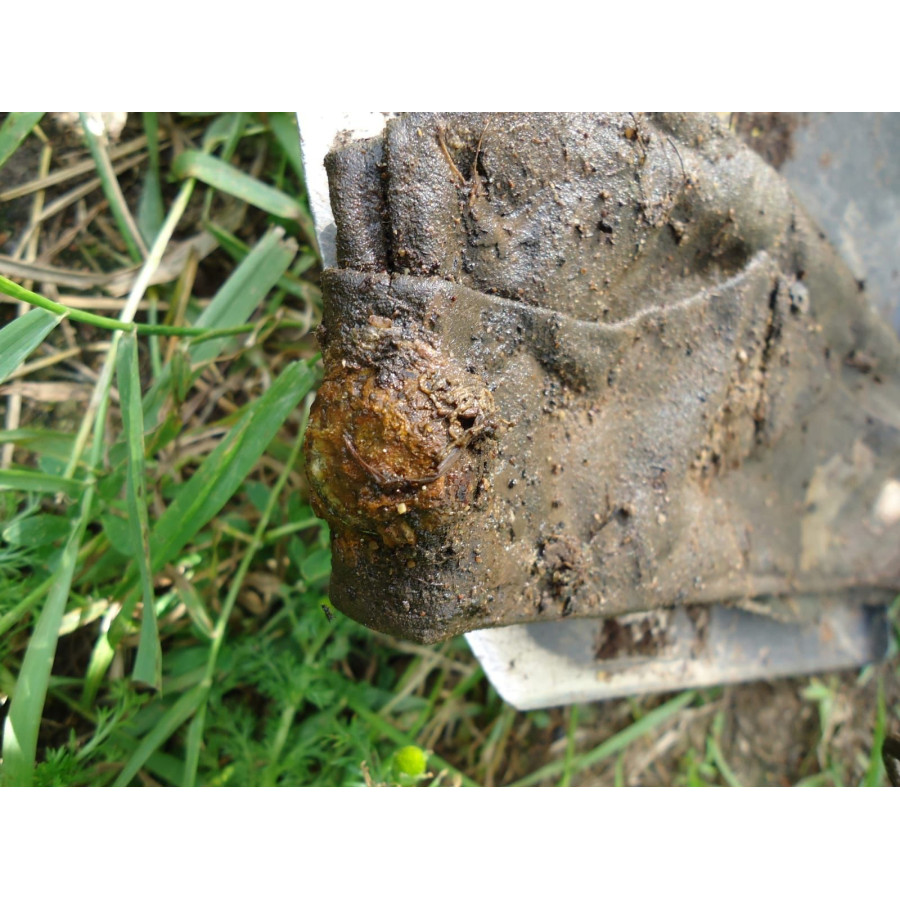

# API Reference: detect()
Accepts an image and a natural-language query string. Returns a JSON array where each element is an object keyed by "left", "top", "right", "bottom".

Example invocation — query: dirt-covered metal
[{"left": 305, "top": 113, "right": 900, "bottom": 644}]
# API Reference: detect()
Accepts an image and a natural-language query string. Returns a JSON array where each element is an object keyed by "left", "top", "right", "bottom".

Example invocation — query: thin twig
[
  {"left": 78, "top": 113, "right": 148, "bottom": 262},
  {"left": 61, "top": 177, "right": 197, "bottom": 480},
  {"left": 0, "top": 132, "right": 167, "bottom": 203},
  {"left": 12, "top": 152, "right": 150, "bottom": 252},
  {"left": 0, "top": 275, "right": 254, "bottom": 338},
  {"left": 8, "top": 342, "right": 112, "bottom": 379},
  {"left": 35, "top": 199, "right": 108, "bottom": 265}
]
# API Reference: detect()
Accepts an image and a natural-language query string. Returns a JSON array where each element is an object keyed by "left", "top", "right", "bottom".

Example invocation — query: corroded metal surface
[{"left": 305, "top": 113, "right": 900, "bottom": 643}]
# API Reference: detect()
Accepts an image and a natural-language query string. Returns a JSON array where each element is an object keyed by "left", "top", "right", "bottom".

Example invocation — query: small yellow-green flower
[{"left": 393, "top": 745, "right": 427, "bottom": 779}]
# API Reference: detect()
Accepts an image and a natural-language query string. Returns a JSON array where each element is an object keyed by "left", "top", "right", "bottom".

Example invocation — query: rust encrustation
[{"left": 306, "top": 281, "right": 498, "bottom": 548}]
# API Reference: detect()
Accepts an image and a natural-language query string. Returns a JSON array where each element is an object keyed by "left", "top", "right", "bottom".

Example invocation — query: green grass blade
[
  {"left": 0, "top": 113, "right": 44, "bottom": 169},
  {"left": 203, "top": 220, "right": 320, "bottom": 305},
  {"left": 172, "top": 149, "right": 305, "bottom": 221},
  {"left": 201, "top": 113, "right": 248, "bottom": 220},
  {"left": 0, "top": 574, "right": 54, "bottom": 640},
  {"left": 113, "top": 684, "right": 208, "bottom": 786},
  {"left": 1, "top": 484, "right": 96, "bottom": 785},
  {"left": 216, "top": 113, "right": 248, "bottom": 160},
  {"left": 137, "top": 113, "right": 164, "bottom": 246},
  {"left": 183, "top": 402, "right": 311, "bottom": 785},
  {"left": 0, "top": 428, "right": 75, "bottom": 460},
  {"left": 0, "top": 273, "right": 264, "bottom": 341},
  {"left": 863, "top": 674, "right": 886, "bottom": 786},
  {"left": 1, "top": 361, "right": 114, "bottom": 784},
  {"left": 79, "top": 113, "right": 147, "bottom": 263},
  {"left": 108, "top": 359, "right": 316, "bottom": 657},
  {"left": 0, "top": 307, "right": 61, "bottom": 384},
  {"left": 204, "top": 218, "right": 256, "bottom": 260},
  {"left": 262, "top": 113, "right": 318, "bottom": 252},
  {"left": 267, "top": 113, "right": 305, "bottom": 183},
  {"left": 0, "top": 469, "right": 83, "bottom": 495},
  {"left": 189, "top": 227, "right": 296, "bottom": 365},
  {"left": 201, "top": 113, "right": 250, "bottom": 154},
  {"left": 559, "top": 704, "right": 580, "bottom": 787},
  {"left": 1, "top": 523, "right": 82, "bottom": 784},
  {"left": 708, "top": 711, "right": 743, "bottom": 787},
  {"left": 511, "top": 690, "right": 697, "bottom": 787},
  {"left": 149, "top": 359, "right": 316, "bottom": 573},
  {"left": 82, "top": 622, "right": 117, "bottom": 706},
  {"left": 170, "top": 570, "right": 214, "bottom": 639},
  {"left": 116, "top": 333, "right": 161, "bottom": 691}
]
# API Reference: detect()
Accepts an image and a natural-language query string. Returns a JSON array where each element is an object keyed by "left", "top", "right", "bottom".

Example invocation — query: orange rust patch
[{"left": 305, "top": 336, "right": 496, "bottom": 547}]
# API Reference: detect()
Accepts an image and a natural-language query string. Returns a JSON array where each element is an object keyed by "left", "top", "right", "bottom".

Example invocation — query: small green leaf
[
  {"left": 243, "top": 481, "right": 271, "bottom": 514},
  {"left": 172, "top": 149, "right": 305, "bottom": 221},
  {"left": 300, "top": 547, "right": 332, "bottom": 586},
  {"left": 100, "top": 512, "right": 135, "bottom": 556},
  {"left": 267, "top": 112, "right": 305, "bottom": 183},
  {"left": 0, "top": 307, "right": 61, "bottom": 384},
  {"left": 0, "top": 469, "right": 82, "bottom": 496},
  {"left": 189, "top": 227, "right": 296, "bottom": 365},
  {"left": 137, "top": 169, "right": 164, "bottom": 247},
  {"left": 116, "top": 332, "right": 161, "bottom": 690},
  {"left": 2, "top": 514, "right": 72, "bottom": 548},
  {"left": 1, "top": 495, "right": 90, "bottom": 785},
  {"left": 0, "top": 113, "right": 44, "bottom": 169},
  {"left": 148, "top": 360, "right": 316, "bottom": 575},
  {"left": 137, "top": 113, "right": 164, "bottom": 246}
]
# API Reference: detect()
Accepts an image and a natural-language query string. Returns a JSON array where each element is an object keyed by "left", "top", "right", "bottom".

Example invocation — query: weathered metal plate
[
  {"left": 780, "top": 113, "right": 900, "bottom": 334},
  {"left": 468, "top": 599, "right": 890, "bottom": 709}
]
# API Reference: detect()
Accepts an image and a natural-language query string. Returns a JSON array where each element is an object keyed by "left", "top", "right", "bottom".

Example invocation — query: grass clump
[{"left": 0, "top": 112, "right": 496, "bottom": 787}]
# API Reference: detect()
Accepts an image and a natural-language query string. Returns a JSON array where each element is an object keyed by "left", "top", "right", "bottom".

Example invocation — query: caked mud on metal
[{"left": 304, "top": 113, "right": 900, "bottom": 643}]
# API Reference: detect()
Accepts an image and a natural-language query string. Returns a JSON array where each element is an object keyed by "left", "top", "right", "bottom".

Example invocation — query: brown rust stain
[{"left": 305, "top": 320, "right": 497, "bottom": 547}]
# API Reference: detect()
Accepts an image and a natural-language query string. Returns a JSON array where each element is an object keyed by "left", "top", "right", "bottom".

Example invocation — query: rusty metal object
[{"left": 305, "top": 113, "right": 900, "bottom": 644}]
